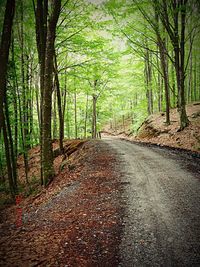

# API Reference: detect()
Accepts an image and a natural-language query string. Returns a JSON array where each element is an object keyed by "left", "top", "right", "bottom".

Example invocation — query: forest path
[{"left": 103, "top": 137, "right": 200, "bottom": 266}]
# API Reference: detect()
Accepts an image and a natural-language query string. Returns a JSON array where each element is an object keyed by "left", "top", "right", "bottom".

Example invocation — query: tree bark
[
  {"left": 0, "top": 0, "right": 16, "bottom": 196},
  {"left": 74, "top": 90, "right": 78, "bottom": 139},
  {"left": 92, "top": 79, "right": 98, "bottom": 139},
  {"left": 42, "top": 0, "right": 61, "bottom": 186},
  {"left": 154, "top": 6, "right": 170, "bottom": 123},
  {"left": 144, "top": 48, "right": 153, "bottom": 115},
  {"left": 160, "top": 0, "right": 189, "bottom": 129},
  {"left": 35, "top": 0, "right": 48, "bottom": 185},
  {"left": 84, "top": 93, "right": 89, "bottom": 138},
  {"left": 0, "top": 0, "right": 15, "bottom": 131},
  {"left": 54, "top": 52, "right": 64, "bottom": 153},
  {"left": 92, "top": 94, "right": 97, "bottom": 138}
]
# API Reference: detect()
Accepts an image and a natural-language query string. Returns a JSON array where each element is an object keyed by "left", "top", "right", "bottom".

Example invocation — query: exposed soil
[
  {"left": 103, "top": 102, "right": 200, "bottom": 153},
  {"left": 0, "top": 140, "right": 123, "bottom": 267}
]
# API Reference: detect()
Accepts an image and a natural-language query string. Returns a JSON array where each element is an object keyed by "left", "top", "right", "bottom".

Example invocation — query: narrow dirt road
[{"left": 104, "top": 137, "right": 200, "bottom": 267}]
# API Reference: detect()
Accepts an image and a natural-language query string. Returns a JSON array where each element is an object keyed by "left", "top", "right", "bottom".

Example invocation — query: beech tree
[
  {"left": 0, "top": 0, "right": 200, "bottom": 197},
  {"left": 0, "top": 0, "right": 16, "bottom": 196},
  {"left": 35, "top": 0, "right": 61, "bottom": 185},
  {"left": 155, "top": 0, "right": 190, "bottom": 129}
]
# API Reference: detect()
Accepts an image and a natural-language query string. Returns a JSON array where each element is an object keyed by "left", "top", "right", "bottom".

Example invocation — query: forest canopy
[{"left": 0, "top": 0, "right": 200, "bottom": 196}]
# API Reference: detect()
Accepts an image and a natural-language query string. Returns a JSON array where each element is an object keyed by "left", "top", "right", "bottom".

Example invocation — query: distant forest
[{"left": 0, "top": 0, "right": 200, "bottom": 195}]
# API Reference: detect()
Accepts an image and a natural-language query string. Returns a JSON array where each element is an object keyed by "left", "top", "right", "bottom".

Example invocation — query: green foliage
[{"left": 1, "top": 0, "right": 200, "bottom": 196}]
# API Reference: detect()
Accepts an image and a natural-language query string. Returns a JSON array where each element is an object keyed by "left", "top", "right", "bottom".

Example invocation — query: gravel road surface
[{"left": 104, "top": 137, "right": 200, "bottom": 267}]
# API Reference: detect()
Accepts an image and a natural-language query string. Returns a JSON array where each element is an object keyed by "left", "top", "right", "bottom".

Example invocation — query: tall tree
[
  {"left": 0, "top": 0, "right": 16, "bottom": 196},
  {"left": 157, "top": 0, "right": 189, "bottom": 129},
  {"left": 35, "top": 0, "right": 48, "bottom": 185},
  {"left": 53, "top": 51, "right": 64, "bottom": 154},
  {"left": 42, "top": 0, "right": 61, "bottom": 185},
  {"left": 35, "top": 0, "right": 61, "bottom": 185}
]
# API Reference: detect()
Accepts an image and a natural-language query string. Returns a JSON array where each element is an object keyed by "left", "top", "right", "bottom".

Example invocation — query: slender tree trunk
[
  {"left": 19, "top": 0, "right": 29, "bottom": 183},
  {"left": 54, "top": 52, "right": 64, "bottom": 153},
  {"left": 193, "top": 55, "right": 197, "bottom": 101},
  {"left": 92, "top": 79, "right": 98, "bottom": 138},
  {"left": 84, "top": 93, "right": 89, "bottom": 138},
  {"left": 160, "top": 0, "right": 189, "bottom": 129},
  {"left": 159, "top": 43, "right": 170, "bottom": 124},
  {"left": 0, "top": 0, "right": 16, "bottom": 196},
  {"left": 2, "top": 115, "right": 15, "bottom": 197},
  {"left": 74, "top": 91, "right": 77, "bottom": 139},
  {"left": 171, "top": 54, "right": 176, "bottom": 108},
  {"left": 62, "top": 70, "right": 67, "bottom": 119},
  {"left": 4, "top": 98, "right": 18, "bottom": 190},
  {"left": 92, "top": 94, "right": 97, "bottom": 139},
  {"left": 154, "top": 8, "right": 170, "bottom": 123},
  {"left": 42, "top": 0, "right": 61, "bottom": 185},
  {"left": 35, "top": 78, "right": 41, "bottom": 128},
  {"left": 53, "top": 89, "right": 57, "bottom": 139},
  {"left": 35, "top": 0, "right": 48, "bottom": 185},
  {"left": 144, "top": 49, "right": 153, "bottom": 115},
  {"left": 156, "top": 50, "right": 162, "bottom": 112},
  {"left": 178, "top": 0, "right": 189, "bottom": 129},
  {"left": 66, "top": 92, "right": 70, "bottom": 139},
  {"left": 0, "top": 0, "right": 15, "bottom": 130},
  {"left": 29, "top": 57, "right": 34, "bottom": 146},
  {"left": 11, "top": 37, "right": 18, "bottom": 159}
]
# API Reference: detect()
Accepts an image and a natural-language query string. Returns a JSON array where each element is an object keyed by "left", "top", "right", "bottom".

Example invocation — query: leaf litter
[{"left": 0, "top": 140, "right": 123, "bottom": 266}]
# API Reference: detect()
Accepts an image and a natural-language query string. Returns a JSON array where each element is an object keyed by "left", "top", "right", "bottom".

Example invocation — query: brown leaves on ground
[
  {"left": 17, "top": 139, "right": 86, "bottom": 184},
  {"left": 104, "top": 102, "right": 200, "bottom": 153},
  {"left": 135, "top": 102, "right": 200, "bottom": 152},
  {"left": 0, "top": 140, "right": 123, "bottom": 266}
]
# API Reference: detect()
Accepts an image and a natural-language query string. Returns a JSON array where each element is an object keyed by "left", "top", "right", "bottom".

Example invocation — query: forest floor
[
  {"left": 1, "top": 103, "right": 200, "bottom": 266},
  {"left": 0, "top": 137, "right": 200, "bottom": 266},
  {"left": 0, "top": 140, "right": 123, "bottom": 266},
  {"left": 103, "top": 102, "right": 200, "bottom": 153}
]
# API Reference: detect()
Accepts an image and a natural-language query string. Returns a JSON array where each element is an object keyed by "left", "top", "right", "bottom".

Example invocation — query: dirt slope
[
  {"left": 0, "top": 140, "right": 122, "bottom": 266},
  {"left": 103, "top": 102, "right": 200, "bottom": 153}
]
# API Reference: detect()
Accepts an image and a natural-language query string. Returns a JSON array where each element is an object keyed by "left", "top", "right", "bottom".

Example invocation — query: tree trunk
[
  {"left": 74, "top": 91, "right": 78, "bottom": 139},
  {"left": 193, "top": 55, "right": 197, "bottom": 101},
  {"left": 171, "top": 53, "right": 176, "bottom": 108},
  {"left": 156, "top": 50, "right": 162, "bottom": 112},
  {"left": 66, "top": 92, "right": 70, "bottom": 139},
  {"left": 11, "top": 37, "right": 18, "bottom": 159},
  {"left": 62, "top": 70, "right": 67, "bottom": 120},
  {"left": 159, "top": 43, "right": 170, "bottom": 124},
  {"left": 35, "top": 0, "right": 61, "bottom": 185},
  {"left": 19, "top": 0, "right": 29, "bottom": 183},
  {"left": 92, "top": 94, "right": 97, "bottom": 139},
  {"left": 154, "top": 8, "right": 170, "bottom": 123},
  {"left": 178, "top": 0, "right": 189, "bottom": 129},
  {"left": 0, "top": 0, "right": 16, "bottom": 196},
  {"left": 160, "top": 0, "right": 189, "bottom": 129},
  {"left": 53, "top": 89, "right": 57, "bottom": 139},
  {"left": 0, "top": 0, "right": 15, "bottom": 131},
  {"left": 54, "top": 52, "right": 64, "bottom": 153},
  {"left": 4, "top": 97, "right": 18, "bottom": 190},
  {"left": 42, "top": 0, "right": 61, "bottom": 186},
  {"left": 84, "top": 93, "right": 89, "bottom": 138},
  {"left": 144, "top": 48, "right": 153, "bottom": 115},
  {"left": 2, "top": 115, "right": 15, "bottom": 197},
  {"left": 35, "top": 0, "right": 48, "bottom": 185}
]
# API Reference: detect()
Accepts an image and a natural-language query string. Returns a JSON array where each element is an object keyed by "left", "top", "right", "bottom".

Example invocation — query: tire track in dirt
[{"left": 104, "top": 137, "right": 200, "bottom": 267}]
